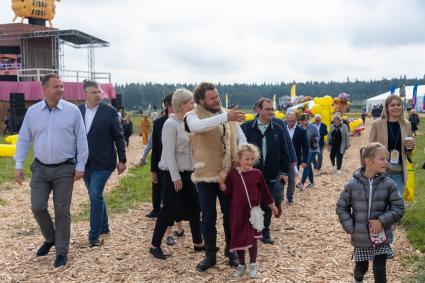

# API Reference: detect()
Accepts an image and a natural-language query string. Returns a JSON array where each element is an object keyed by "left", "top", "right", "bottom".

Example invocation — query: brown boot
[{"left": 276, "top": 202, "right": 282, "bottom": 218}]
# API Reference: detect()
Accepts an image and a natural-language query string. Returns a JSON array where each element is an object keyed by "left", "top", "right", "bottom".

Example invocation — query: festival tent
[{"left": 366, "top": 85, "right": 425, "bottom": 112}]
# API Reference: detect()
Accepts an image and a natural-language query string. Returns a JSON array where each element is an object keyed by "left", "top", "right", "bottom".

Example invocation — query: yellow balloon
[
  {"left": 274, "top": 111, "right": 285, "bottom": 120},
  {"left": 322, "top": 95, "right": 333, "bottom": 106},
  {"left": 330, "top": 106, "right": 335, "bottom": 113},
  {"left": 245, "top": 113, "right": 255, "bottom": 121},
  {"left": 313, "top": 97, "right": 320, "bottom": 104},
  {"left": 311, "top": 104, "right": 322, "bottom": 115}
]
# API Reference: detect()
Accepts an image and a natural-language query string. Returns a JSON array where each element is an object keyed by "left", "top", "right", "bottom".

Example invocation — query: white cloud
[{"left": 1, "top": 0, "right": 425, "bottom": 84}]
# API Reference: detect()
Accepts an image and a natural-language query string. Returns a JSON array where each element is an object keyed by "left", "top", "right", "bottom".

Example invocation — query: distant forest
[{"left": 116, "top": 76, "right": 425, "bottom": 110}]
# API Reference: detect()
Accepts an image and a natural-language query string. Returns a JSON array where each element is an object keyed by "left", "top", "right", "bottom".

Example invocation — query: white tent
[{"left": 366, "top": 85, "right": 425, "bottom": 112}]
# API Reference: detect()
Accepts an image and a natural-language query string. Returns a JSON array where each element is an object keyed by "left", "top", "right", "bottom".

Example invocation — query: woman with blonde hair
[{"left": 369, "top": 95, "right": 416, "bottom": 196}]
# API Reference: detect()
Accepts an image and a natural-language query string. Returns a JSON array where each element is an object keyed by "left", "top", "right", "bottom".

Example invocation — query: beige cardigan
[{"left": 369, "top": 118, "right": 412, "bottom": 182}]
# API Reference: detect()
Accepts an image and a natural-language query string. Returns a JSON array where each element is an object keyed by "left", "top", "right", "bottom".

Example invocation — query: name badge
[{"left": 390, "top": 150, "right": 400, "bottom": 164}]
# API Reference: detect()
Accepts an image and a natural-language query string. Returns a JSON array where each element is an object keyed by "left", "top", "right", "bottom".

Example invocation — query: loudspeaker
[
  {"left": 9, "top": 93, "right": 25, "bottom": 109},
  {"left": 10, "top": 108, "right": 27, "bottom": 133}
]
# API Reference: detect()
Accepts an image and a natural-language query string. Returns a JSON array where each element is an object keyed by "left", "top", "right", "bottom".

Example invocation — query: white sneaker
[
  {"left": 337, "top": 170, "right": 342, "bottom": 175},
  {"left": 248, "top": 263, "right": 258, "bottom": 278},
  {"left": 233, "top": 264, "right": 246, "bottom": 277},
  {"left": 330, "top": 166, "right": 337, "bottom": 173}
]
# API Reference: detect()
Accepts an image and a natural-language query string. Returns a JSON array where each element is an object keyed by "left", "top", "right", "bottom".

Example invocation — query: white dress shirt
[
  {"left": 287, "top": 125, "right": 296, "bottom": 140},
  {"left": 84, "top": 103, "right": 99, "bottom": 134}
]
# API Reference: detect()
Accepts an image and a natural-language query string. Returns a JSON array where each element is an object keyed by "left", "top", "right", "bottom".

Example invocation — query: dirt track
[{"left": 0, "top": 120, "right": 418, "bottom": 282}]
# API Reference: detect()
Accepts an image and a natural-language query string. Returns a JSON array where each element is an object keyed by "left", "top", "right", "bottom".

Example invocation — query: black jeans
[
  {"left": 151, "top": 170, "right": 163, "bottom": 213},
  {"left": 354, "top": 254, "right": 387, "bottom": 283},
  {"left": 261, "top": 181, "right": 277, "bottom": 239},
  {"left": 330, "top": 148, "right": 344, "bottom": 170},
  {"left": 151, "top": 171, "right": 202, "bottom": 248},
  {"left": 196, "top": 182, "right": 231, "bottom": 254}
]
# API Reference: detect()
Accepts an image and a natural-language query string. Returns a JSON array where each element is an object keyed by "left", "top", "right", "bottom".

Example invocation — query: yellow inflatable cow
[{"left": 11, "top": 0, "right": 61, "bottom": 27}]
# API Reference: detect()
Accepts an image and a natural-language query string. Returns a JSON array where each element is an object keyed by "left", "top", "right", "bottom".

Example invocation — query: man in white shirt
[{"left": 185, "top": 82, "right": 246, "bottom": 272}]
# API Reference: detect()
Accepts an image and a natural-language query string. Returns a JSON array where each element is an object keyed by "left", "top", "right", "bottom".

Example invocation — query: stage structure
[{"left": 0, "top": 21, "right": 116, "bottom": 133}]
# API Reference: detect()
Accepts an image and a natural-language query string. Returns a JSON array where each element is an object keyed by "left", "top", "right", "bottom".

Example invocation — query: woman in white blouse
[{"left": 149, "top": 88, "right": 204, "bottom": 259}]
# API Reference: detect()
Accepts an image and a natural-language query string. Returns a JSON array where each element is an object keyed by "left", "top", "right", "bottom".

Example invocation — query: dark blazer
[
  {"left": 241, "top": 118, "right": 290, "bottom": 181},
  {"left": 272, "top": 118, "right": 297, "bottom": 164},
  {"left": 315, "top": 122, "right": 328, "bottom": 147},
  {"left": 285, "top": 122, "right": 309, "bottom": 165},
  {"left": 150, "top": 114, "right": 168, "bottom": 172},
  {"left": 79, "top": 102, "right": 126, "bottom": 171}
]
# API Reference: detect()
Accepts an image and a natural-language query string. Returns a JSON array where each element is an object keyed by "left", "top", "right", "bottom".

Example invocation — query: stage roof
[{"left": 0, "top": 23, "right": 109, "bottom": 48}]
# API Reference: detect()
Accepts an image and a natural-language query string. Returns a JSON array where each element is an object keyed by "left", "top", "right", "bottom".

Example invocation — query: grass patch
[
  {"left": 401, "top": 118, "right": 425, "bottom": 282},
  {"left": 0, "top": 135, "right": 33, "bottom": 184},
  {"left": 73, "top": 155, "right": 152, "bottom": 222},
  {"left": 0, "top": 197, "right": 8, "bottom": 206}
]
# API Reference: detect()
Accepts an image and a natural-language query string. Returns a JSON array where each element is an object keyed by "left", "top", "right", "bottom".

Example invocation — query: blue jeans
[
  {"left": 196, "top": 182, "right": 231, "bottom": 253},
  {"left": 284, "top": 166, "right": 296, "bottom": 203},
  {"left": 386, "top": 172, "right": 405, "bottom": 197},
  {"left": 83, "top": 167, "right": 113, "bottom": 240},
  {"left": 312, "top": 146, "right": 324, "bottom": 169},
  {"left": 301, "top": 152, "right": 317, "bottom": 185}
]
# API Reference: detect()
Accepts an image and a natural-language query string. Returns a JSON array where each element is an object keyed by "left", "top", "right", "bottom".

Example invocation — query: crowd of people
[{"left": 12, "top": 75, "right": 417, "bottom": 282}]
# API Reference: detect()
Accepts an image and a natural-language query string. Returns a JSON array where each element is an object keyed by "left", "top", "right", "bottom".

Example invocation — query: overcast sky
[{"left": 1, "top": 0, "right": 425, "bottom": 84}]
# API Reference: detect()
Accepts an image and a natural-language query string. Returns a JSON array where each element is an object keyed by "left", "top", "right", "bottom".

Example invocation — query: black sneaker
[
  {"left": 196, "top": 255, "right": 216, "bottom": 271},
  {"left": 89, "top": 238, "right": 102, "bottom": 247},
  {"left": 261, "top": 237, "right": 274, "bottom": 245},
  {"left": 194, "top": 245, "right": 206, "bottom": 252},
  {"left": 165, "top": 236, "right": 176, "bottom": 246},
  {"left": 172, "top": 230, "right": 185, "bottom": 238},
  {"left": 54, "top": 255, "right": 68, "bottom": 267},
  {"left": 149, "top": 247, "right": 166, "bottom": 260},
  {"left": 36, "top": 241, "right": 55, "bottom": 257},
  {"left": 100, "top": 228, "right": 110, "bottom": 236},
  {"left": 145, "top": 210, "right": 158, "bottom": 218},
  {"left": 227, "top": 251, "right": 239, "bottom": 267}
]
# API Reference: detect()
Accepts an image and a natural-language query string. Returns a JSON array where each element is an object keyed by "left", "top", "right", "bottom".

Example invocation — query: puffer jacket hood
[{"left": 336, "top": 168, "right": 404, "bottom": 248}]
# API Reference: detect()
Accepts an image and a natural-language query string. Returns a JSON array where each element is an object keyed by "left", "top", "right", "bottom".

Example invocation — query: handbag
[
  {"left": 238, "top": 168, "right": 264, "bottom": 232},
  {"left": 366, "top": 180, "right": 387, "bottom": 247}
]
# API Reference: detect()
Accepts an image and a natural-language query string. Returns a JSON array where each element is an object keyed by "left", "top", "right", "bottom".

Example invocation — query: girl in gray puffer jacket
[{"left": 336, "top": 142, "right": 404, "bottom": 283}]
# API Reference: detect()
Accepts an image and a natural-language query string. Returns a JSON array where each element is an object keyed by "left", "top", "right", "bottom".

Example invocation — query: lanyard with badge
[{"left": 388, "top": 123, "right": 400, "bottom": 164}]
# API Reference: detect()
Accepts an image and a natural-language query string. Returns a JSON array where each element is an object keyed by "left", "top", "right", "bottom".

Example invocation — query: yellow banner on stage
[{"left": 290, "top": 84, "right": 296, "bottom": 97}]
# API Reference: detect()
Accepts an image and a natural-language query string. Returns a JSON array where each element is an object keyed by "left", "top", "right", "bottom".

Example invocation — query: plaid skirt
[{"left": 352, "top": 244, "right": 394, "bottom": 262}]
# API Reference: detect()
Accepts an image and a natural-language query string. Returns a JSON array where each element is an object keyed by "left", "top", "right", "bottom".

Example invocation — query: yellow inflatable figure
[
  {"left": 245, "top": 113, "right": 255, "bottom": 121},
  {"left": 11, "top": 0, "right": 61, "bottom": 27},
  {"left": 0, "top": 144, "right": 16, "bottom": 157},
  {"left": 4, "top": 134, "right": 19, "bottom": 145}
]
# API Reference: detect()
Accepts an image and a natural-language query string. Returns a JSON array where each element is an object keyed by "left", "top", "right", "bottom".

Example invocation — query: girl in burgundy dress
[{"left": 219, "top": 144, "right": 278, "bottom": 278}]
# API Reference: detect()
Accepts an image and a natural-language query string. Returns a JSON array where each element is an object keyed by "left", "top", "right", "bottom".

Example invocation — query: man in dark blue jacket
[
  {"left": 79, "top": 81, "right": 127, "bottom": 246},
  {"left": 241, "top": 98, "right": 290, "bottom": 244},
  {"left": 312, "top": 114, "right": 328, "bottom": 170},
  {"left": 284, "top": 112, "right": 309, "bottom": 203}
]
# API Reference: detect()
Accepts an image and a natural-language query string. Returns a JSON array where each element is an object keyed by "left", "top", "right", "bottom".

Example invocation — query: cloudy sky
[{"left": 1, "top": 0, "right": 425, "bottom": 84}]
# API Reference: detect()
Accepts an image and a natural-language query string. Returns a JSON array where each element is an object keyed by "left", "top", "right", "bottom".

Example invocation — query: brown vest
[{"left": 189, "top": 106, "right": 238, "bottom": 183}]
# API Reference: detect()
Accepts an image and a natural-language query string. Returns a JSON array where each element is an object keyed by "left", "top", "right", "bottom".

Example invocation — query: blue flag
[
  {"left": 423, "top": 94, "right": 425, "bottom": 111},
  {"left": 390, "top": 85, "right": 396, "bottom": 95},
  {"left": 412, "top": 85, "right": 418, "bottom": 109}
]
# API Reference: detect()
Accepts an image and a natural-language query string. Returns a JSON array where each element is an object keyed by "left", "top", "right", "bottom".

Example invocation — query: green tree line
[{"left": 116, "top": 76, "right": 425, "bottom": 110}]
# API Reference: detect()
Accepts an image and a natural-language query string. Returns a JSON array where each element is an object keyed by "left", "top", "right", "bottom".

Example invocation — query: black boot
[
  {"left": 196, "top": 248, "right": 217, "bottom": 272},
  {"left": 196, "top": 233, "right": 217, "bottom": 272}
]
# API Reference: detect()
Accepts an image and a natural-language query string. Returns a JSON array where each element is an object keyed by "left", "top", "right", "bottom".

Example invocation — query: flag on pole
[
  {"left": 225, "top": 93, "right": 229, "bottom": 109},
  {"left": 412, "top": 84, "right": 418, "bottom": 109},
  {"left": 290, "top": 84, "right": 296, "bottom": 97},
  {"left": 390, "top": 85, "right": 396, "bottom": 95},
  {"left": 272, "top": 94, "right": 277, "bottom": 109}
]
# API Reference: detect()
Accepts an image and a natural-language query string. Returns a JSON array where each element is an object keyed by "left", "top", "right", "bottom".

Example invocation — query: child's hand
[
  {"left": 218, "top": 170, "right": 227, "bottom": 183},
  {"left": 369, "top": 219, "right": 383, "bottom": 234},
  {"left": 270, "top": 204, "right": 279, "bottom": 217}
]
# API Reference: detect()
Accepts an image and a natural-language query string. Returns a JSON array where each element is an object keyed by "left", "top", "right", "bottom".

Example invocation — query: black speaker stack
[{"left": 9, "top": 93, "right": 27, "bottom": 133}]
